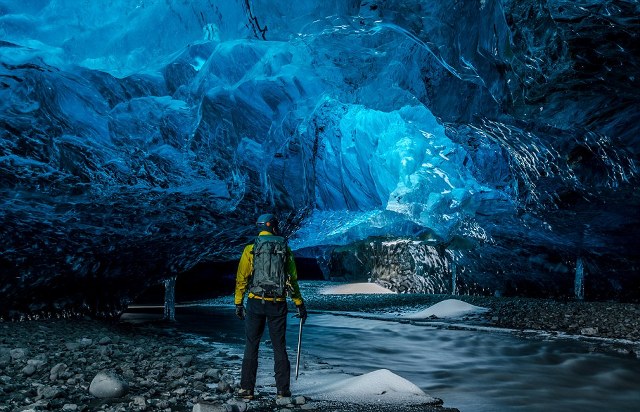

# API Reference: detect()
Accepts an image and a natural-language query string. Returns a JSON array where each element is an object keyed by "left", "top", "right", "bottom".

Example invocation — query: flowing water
[{"left": 150, "top": 303, "right": 640, "bottom": 412}]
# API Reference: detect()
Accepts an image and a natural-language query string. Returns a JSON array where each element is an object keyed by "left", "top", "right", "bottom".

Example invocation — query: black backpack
[{"left": 249, "top": 235, "right": 289, "bottom": 298}]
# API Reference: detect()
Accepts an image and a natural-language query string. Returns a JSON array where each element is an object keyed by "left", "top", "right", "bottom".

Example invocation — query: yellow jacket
[{"left": 235, "top": 231, "right": 304, "bottom": 306}]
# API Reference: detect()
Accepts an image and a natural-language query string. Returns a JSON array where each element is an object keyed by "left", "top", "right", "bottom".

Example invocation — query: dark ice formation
[{"left": 1, "top": 1, "right": 638, "bottom": 318}]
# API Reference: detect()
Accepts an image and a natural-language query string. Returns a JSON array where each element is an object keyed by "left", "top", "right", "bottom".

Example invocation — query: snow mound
[
  {"left": 319, "top": 282, "right": 396, "bottom": 295},
  {"left": 305, "top": 369, "right": 439, "bottom": 405},
  {"left": 404, "top": 299, "right": 489, "bottom": 319}
]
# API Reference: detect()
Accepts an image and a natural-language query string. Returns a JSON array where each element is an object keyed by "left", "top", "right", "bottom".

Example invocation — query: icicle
[
  {"left": 574, "top": 257, "right": 584, "bottom": 300},
  {"left": 164, "top": 276, "right": 177, "bottom": 322},
  {"left": 451, "top": 254, "right": 457, "bottom": 296}
]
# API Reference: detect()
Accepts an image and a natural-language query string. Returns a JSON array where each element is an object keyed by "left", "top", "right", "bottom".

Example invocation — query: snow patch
[
  {"left": 319, "top": 283, "right": 396, "bottom": 295},
  {"left": 300, "top": 369, "right": 439, "bottom": 405},
  {"left": 404, "top": 299, "right": 489, "bottom": 319}
]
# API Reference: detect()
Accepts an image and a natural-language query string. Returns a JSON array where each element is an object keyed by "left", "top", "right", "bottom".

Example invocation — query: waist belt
[{"left": 248, "top": 292, "right": 286, "bottom": 302}]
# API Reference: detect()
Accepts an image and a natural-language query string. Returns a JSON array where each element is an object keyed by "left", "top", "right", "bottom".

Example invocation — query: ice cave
[{"left": 1, "top": 0, "right": 639, "bottom": 318}]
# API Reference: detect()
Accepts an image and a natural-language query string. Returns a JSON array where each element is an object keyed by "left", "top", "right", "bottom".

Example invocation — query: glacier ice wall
[{"left": 1, "top": 0, "right": 639, "bottom": 317}]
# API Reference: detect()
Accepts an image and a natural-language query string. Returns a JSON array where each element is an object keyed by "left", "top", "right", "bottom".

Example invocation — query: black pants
[{"left": 240, "top": 298, "right": 290, "bottom": 393}]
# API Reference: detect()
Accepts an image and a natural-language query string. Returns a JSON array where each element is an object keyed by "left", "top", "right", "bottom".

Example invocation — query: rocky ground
[
  {"left": 0, "top": 316, "right": 457, "bottom": 412},
  {"left": 2, "top": 293, "right": 639, "bottom": 412}
]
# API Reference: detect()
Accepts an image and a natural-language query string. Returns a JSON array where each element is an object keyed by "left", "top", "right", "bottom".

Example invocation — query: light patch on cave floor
[{"left": 319, "top": 282, "right": 396, "bottom": 295}]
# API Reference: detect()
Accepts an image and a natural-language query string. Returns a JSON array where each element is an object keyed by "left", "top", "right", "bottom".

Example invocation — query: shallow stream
[{"left": 163, "top": 301, "right": 640, "bottom": 412}]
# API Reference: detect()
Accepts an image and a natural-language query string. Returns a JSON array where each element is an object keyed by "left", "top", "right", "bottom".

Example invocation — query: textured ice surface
[{"left": 1, "top": 1, "right": 639, "bottom": 316}]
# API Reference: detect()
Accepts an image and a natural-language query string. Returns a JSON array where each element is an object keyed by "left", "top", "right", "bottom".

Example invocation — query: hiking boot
[
  {"left": 237, "top": 388, "right": 254, "bottom": 400},
  {"left": 276, "top": 390, "right": 291, "bottom": 399}
]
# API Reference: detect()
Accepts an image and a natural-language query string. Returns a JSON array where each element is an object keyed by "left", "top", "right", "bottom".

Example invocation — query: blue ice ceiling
[{"left": 1, "top": 0, "right": 639, "bottom": 316}]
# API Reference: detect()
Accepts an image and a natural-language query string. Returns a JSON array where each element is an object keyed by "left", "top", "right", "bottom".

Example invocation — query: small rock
[
  {"left": 62, "top": 404, "right": 78, "bottom": 411},
  {"left": 78, "top": 338, "right": 93, "bottom": 347},
  {"left": 65, "top": 343, "right": 81, "bottom": 351},
  {"left": 174, "top": 387, "right": 188, "bottom": 395},
  {"left": 22, "top": 364, "right": 37, "bottom": 376},
  {"left": 98, "top": 337, "right": 112, "bottom": 345},
  {"left": 0, "top": 348, "right": 11, "bottom": 366},
  {"left": 38, "top": 385, "right": 64, "bottom": 399},
  {"left": 217, "top": 380, "right": 230, "bottom": 393},
  {"left": 275, "top": 396, "right": 292, "bottom": 406},
  {"left": 50, "top": 363, "right": 68, "bottom": 381},
  {"left": 89, "top": 370, "right": 128, "bottom": 398},
  {"left": 176, "top": 355, "right": 193, "bottom": 367},
  {"left": 204, "top": 369, "right": 221, "bottom": 380},
  {"left": 132, "top": 396, "right": 146, "bottom": 409},
  {"left": 166, "top": 367, "right": 184, "bottom": 379},
  {"left": 192, "top": 403, "right": 231, "bottom": 412},
  {"left": 300, "top": 404, "right": 316, "bottom": 410},
  {"left": 581, "top": 327, "right": 598, "bottom": 336},
  {"left": 10, "top": 348, "right": 28, "bottom": 361},
  {"left": 22, "top": 400, "right": 49, "bottom": 411},
  {"left": 27, "top": 355, "right": 47, "bottom": 369},
  {"left": 97, "top": 346, "right": 113, "bottom": 357},
  {"left": 227, "top": 399, "right": 248, "bottom": 412},
  {"left": 293, "top": 395, "right": 306, "bottom": 405}
]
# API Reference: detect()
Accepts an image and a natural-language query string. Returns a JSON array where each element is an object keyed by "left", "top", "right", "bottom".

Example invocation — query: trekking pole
[{"left": 295, "top": 317, "right": 303, "bottom": 380}]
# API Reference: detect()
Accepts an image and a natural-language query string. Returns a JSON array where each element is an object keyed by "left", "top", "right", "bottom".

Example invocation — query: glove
[
  {"left": 295, "top": 303, "right": 308, "bottom": 324},
  {"left": 235, "top": 304, "right": 245, "bottom": 320}
]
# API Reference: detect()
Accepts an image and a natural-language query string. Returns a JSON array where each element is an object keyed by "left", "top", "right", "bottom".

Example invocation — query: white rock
[{"left": 89, "top": 370, "right": 128, "bottom": 398}]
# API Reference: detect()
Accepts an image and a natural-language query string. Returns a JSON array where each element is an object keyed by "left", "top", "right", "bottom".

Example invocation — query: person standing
[{"left": 234, "top": 213, "right": 308, "bottom": 400}]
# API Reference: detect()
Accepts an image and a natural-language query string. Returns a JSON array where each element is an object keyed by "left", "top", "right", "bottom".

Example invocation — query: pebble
[
  {"left": 98, "top": 337, "right": 112, "bottom": 345},
  {"left": 217, "top": 380, "right": 231, "bottom": 393},
  {"left": 38, "top": 385, "right": 64, "bottom": 399},
  {"left": 276, "top": 396, "right": 292, "bottom": 406},
  {"left": 21, "top": 364, "right": 36, "bottom": 376},
  {"left": 50, "top": 363, "right": 68, "bottom": 381},
  {"left": 10, "top": 348, "right": 28, "bottom": 361},
  {"left": 226, "top": 399, "right": 248, "bottom": 412},
  {"left": 0, "top": 348, "right": 11, "bottom": 366},
  {"left": 132, "top": 395, "right": 146, "bottom": 408},
  {"left": 192, "top": 402, "right": 232, "bottom": 412}
]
